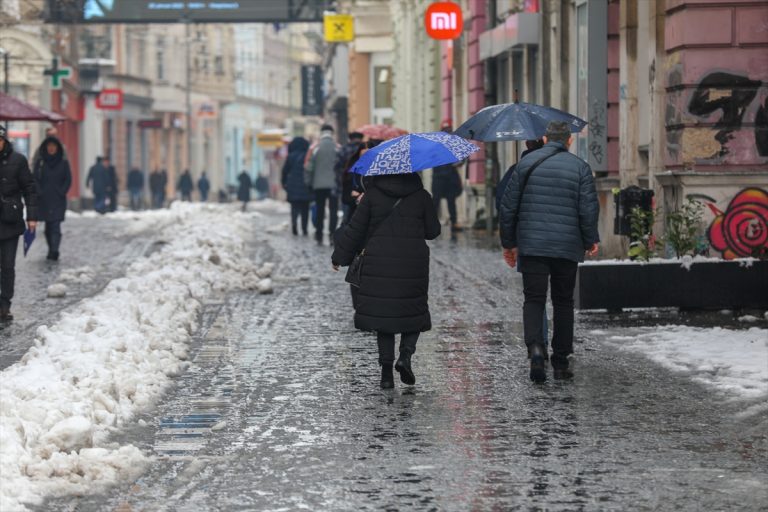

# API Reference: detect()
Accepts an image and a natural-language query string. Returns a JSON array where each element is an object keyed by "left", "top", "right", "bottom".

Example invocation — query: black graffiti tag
[{"left": 688, "top": 72, "right": 767, "bottom": 157}]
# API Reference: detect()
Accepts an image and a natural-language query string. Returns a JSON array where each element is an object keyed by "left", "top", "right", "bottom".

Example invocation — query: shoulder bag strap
[{"left": 514, "top": 148, "right": 565, "bottom": 221}]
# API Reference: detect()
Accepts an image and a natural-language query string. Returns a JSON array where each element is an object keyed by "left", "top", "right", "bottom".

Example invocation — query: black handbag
[
  {"left": 0, "top": 195, "right": 22, "bottom": 224},
  {"left": 345, "top": 197, "right": 404, "bottom": 287}
]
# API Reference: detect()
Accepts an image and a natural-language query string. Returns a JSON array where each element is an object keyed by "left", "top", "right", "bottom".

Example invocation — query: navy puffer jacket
[{"left": 499, "top": 141, "right": 599, "bottom": 262}]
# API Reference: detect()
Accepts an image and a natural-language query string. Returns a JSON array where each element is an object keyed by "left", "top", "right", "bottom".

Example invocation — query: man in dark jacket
[
  {"left": 86, "top": 156, "right": 109, "bottom": 213},
  {"left": 33, "top": 136, "right": 72, "bottom": 261},
  {"left": 198, "top": 172, "right": 210, "bottom": 202},
  {"left": 499, "top": 121, "right": 599, "bottom": 383},
  {"left": 178, "top": 169, "right": 193, "bottom": 201},
  {"left": 127, "top": 167, "right": 144, "bottom": 210},
  {"left": 237, "top": 171, "right": 252, "bottom": 211},
  {"left": 106, "top": 158, "right": 118, "bottom": 212},
  {"left": 0, "top": 126, "right": 38, "bottom": 321},
  {"left": 305, "top": 124, "right": 340, "bottom": 245}
]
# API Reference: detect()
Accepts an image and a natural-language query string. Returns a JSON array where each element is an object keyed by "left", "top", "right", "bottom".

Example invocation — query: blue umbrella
[
  {"left": 351, "top": 132, "right": 479, "bottom": 176},
  {"left": 454, "top": 101, "right": 587, "bottom": 142},
  {"left": 23, "top": 228, "right": 35, "bottom": 257}
]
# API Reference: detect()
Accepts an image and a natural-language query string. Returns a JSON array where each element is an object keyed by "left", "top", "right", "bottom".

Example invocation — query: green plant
[
  {"left": 665, "top": 198, "right": 704, "bottom": 258},
  {"left": 628, "top": 206, "right": 657, "bottom": 261}
]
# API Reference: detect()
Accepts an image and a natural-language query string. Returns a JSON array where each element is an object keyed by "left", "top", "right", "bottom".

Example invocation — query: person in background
[
  {"left": 159, "top": 169, "right": 168, "bottom": 207},
  {"left": 0, "top": 126, "right": 38, "bottom": 321},
  {"left": 86, "top": 156, "right": 109, "bottom": 214},
  {"left": 499, "top": 121, "right": 600, "bottom": 383},
  {"left": 255, "top": 174, "right": 270, "bottom": 200},
  {"left": 237, "top": 170, "right": 252, "bottom": 212},
  {"left": 106, "top": 158, "right": 118, "bottom": 212},
  {"left": 431, "top": 124, "right": 464, "bottom": 234},
  {"left": 31, "top": 126, "right": 67, "bottom": 172},
  {"left": 338, "top": 131, "right": 365, "bottom": 225},
  {"left": 198, "top": 172, "right": 210, "bottom": 202},
  {"left": 281, "top": 137, "right": 312, "bottom": 236},
  {"left": 127, "top": 167, "right": 144, "bottom": 210},
  {"left": 33, "top": 136, "right": 71, "bottom": 261},
  {"left": 332, "top": 172, "right": 441, "bottom": 389},
  {"left": 178, "top": 169, "right": 194, "bottom": 201},
  {"left": 305, "top": 124, "right": 340, "bottom": 245}
]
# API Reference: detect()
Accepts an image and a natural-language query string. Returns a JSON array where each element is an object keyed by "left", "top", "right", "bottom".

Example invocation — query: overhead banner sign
[
  {"left": 323, "top": 13, "right": 354, "bottom": 42},
  {"left": 46, "top": 0, "right": 333, "bottom": 23},
  {"left": 425, "top": 2, "right": 463, "bottom": 40},
  {"left": 301, "top": 65, "right": 323, "bottom": 117}
]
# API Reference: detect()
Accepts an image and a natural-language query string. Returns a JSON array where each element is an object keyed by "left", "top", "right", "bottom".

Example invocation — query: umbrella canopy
[
  {"left": 0, "top": 92, "right": 65, "bottom": 122},
  {"left": 454, "top": 101, "right": 586, "bottom": 142},
  {"left": 356, "top": 124, "right": 409, "bottom": 141},
  {"left": 351, "top": 132, "right": 479, "bottom": 176}
]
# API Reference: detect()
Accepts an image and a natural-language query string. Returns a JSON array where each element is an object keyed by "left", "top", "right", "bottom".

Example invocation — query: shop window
[{"left": 374, "top": 66, "right": 393, "bottom": 109}]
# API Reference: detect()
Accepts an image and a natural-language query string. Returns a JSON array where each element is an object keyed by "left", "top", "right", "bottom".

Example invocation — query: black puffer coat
[
  {"left": 332, "top": 173, "right": 441, "bottom": 334},
  {"left": 0, "top": 142, "right": 38, "bottom": 240},
  {"left": 281, "top": 137, "right": 312, "bottom": 202},
  {"left": 33, "top": 137, "right": 72, "bottom": 222}
]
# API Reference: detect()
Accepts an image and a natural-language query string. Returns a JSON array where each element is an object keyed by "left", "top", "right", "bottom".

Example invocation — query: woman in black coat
[
  {"left": 281, "top": 137, "right": 312, "bottom": 236},
  {"left": 33, "top": 137, "right": 72, "bottom": 261},
  {"left": 237, "top": 171, "right": 252, "bottom": 212},
  {"left": 0, "top": 127, "right": 38, "bottom": 321},
  {"left": 332, "top": 172, "right": 441, "bottom": 388}
]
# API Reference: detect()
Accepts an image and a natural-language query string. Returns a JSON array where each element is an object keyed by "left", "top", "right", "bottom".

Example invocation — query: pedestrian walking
[
  {"left": 331, "top": 173, "right": 441, "bottom": 389},
  {"left": 305, "top": 124, "right": 340, "bottom": 245},
  {"left": 338, "top": 132, "right": 364, "bottom": 225},
  {"left": 198, "top": 172, "right": 210, "bottom": 202},
  {"left": 149, "top": 170, "right": 162, "bottom": 208},
  {"left": 281, "top": 137, "right": 312, "bottom": 236},
  {"left": 178, "top": 169, "right": 193, "bottom": 201},
  {"left": 127, "top": 167, "right": 144, "bottom": 210},
  {"left": 431, "top": 124, "right": 464, "bottom": 234},
  {"left": 32, "top": 136, "right": 71, "bottom": 261},
  {"left": 499, "top": 121, "right": 600, "bottom": 383},
  {"left": 237, "top": 171, "right": 252, "bottom": 212},
  {"left": 86, "top": 156, "right": 110, "bottom": 214},
  {"left": 31, "top": 127, "right": 67, "bottom": 172},
  {"left": 0, "top": 126, "right": 38, "bottom": 322},
  {"left": 106, "top": 159, "right": 118, "bottom": 212},
  {"left": 255, "top": 174, "right": 269, "bottom": 200},
  {"left": 159, "top": 169, "right": 168, "bottom": 207}
]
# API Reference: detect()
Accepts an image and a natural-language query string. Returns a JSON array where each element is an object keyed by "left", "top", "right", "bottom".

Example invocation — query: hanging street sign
[
  {"left": 95, "top": 89, "right": 124, "bottom": 110},
  {"left": 425, "top": 2, "right": 463, "bottom": 40},
  {"left": 323, "top": 13, "right": 354, "bottom": 42},
  {"left": 301, "top": 65, "right": 323, "bottom": 116},
  {"left": 43, "top": 58, "right": 72, "bottom": 89}
]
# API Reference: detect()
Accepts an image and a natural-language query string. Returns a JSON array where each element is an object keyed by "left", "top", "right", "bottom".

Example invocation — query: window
[
  {"left": 156, "top": 37, "right": 165, "bottom": 80},
  {"left": 374, "top": 66, "right": 393, "bottom": 109},
  {"left": 214, "top": 56, "right": 224, "bottom": 76}
]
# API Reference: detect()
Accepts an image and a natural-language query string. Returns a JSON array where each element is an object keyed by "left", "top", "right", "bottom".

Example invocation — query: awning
[
  {"left": 0, "top": 92, "right": 66, "bottom": 122},
  {"left": 479, "top": 13, "right": 541, "bottom": 60}
]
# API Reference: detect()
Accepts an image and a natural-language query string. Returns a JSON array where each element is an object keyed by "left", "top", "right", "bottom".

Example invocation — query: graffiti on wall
[
  {"left": 687, "top": 72, "right": 768, "bottom": 161},
  {"left": 707, "top": 188, "right": 768, "bottom": 260}
]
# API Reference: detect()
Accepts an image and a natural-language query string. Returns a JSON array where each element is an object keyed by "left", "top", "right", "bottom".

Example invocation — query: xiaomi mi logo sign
[{"left": 426, "top": 2, "right": 462, "bottom": 40}]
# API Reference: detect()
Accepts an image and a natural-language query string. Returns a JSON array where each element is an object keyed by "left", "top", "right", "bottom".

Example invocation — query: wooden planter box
[{"left": 576, "top": 259, "right": 768, "bottom": 311}]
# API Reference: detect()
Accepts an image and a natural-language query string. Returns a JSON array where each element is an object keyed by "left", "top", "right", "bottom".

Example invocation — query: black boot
[
  {"left": 380, "top": 364, "right": 394, "bottom": 389},
  {"left": 395, "top": 352, "right": 415, "bottom": 385},
  {"left": 529, "top": 344, "right": 547, "bottom": 383},
  {"left": 0, "top": 305, "right": 13, "bottom": 322},
  {"left": 552, "top": 354, "right": 574, "bottom": 380}
]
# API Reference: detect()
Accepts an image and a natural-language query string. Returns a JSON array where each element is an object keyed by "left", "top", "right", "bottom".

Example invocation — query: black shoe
[
  {"left": 380, "top": 364, "right": 395, "bottom": 389},
  {"left": 0, "top": 307, "right": 13, "bottom": 322},
  {"left": 528, "top": 345, "right": 550, "bottom": 363},
  {"left": 551, "top": 354, "right": 573, "bottom": 380},
  {"left": 47, "top": 251, "right": 59, "bottom": 261},
  {"left": 529, "top": 344, "right": 547, "bottom": 383},
  {"left": 315, "top": 233, "right": 323, "bottom": 245},
  {"left": 395, "top": 352, "right": 415, "bottom": 385}
]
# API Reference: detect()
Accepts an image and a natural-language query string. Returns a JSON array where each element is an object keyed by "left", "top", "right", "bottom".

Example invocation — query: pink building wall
[
  {"left": 466, "top": 0, "right": 487, "bottom": 184},
  {"left": 664, "top": 0, "right": 768, "bottom": 171},
  {"left": 606, "top": 0, "right": 620, "bottom": 175}
]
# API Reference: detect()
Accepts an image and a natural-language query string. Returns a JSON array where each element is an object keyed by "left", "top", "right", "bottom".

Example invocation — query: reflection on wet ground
[{"left": 42, "top": 222, "right": 767, "bottom": 511}]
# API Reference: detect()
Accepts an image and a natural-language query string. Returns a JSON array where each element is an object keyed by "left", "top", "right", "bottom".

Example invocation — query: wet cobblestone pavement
[
  {"left": 37, "top": 215, "right": 768, "bottom": 511},
  {"left": 0, "top": 215, "right": 157, "bottom": 370}
]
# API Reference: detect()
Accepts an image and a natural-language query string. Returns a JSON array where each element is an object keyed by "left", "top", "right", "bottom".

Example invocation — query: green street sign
[{"left": 50, "top": 67, "right": 71, "bottom": 89}]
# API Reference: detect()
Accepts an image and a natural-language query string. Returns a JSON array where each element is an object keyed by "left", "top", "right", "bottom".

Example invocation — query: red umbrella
[
  {"left": 0, "top": 92, "right": 65, "bottom": 122},
  {"left": 356, "top": 124, "right": 408, "bottom": 141}
]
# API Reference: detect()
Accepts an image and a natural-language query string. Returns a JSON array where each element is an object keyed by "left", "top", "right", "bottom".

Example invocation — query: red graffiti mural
[{"left": 707, "top": 188, "right": 768, "bottom": 259}]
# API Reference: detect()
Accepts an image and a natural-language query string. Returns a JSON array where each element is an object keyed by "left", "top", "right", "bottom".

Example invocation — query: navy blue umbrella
[
  {"left": 23, "top": 228, "right": 35, "bottom": 257},
  {"left": 454, "top": 102, "right": 587, "bottom": 142}
]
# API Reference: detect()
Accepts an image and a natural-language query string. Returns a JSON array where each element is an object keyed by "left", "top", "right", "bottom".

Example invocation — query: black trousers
[
  {"left": 520, "top": 256, "right": 578, "bottom": 361},
  {"left": 433, "top": 193, "right": 457, "bottom": 226},
  {"left": 290, "top": 201, "right": 310, "bottom": 235},
  {"left": 377, "top": 331, "right": 419, "bottom": 365},
  {"left": 0, "top": 236, "right": 19, "bottom": 309},
  {"left": 313, "top": 189, "right": 338, "bottom": 238},
  {"left": 45, "top": 221, "right": 62, "bottom": 254}
]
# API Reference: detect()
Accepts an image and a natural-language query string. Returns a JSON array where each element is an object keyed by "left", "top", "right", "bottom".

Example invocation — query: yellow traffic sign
[{"left": 324, "top": 13, "right": 354, "bottom": 42}]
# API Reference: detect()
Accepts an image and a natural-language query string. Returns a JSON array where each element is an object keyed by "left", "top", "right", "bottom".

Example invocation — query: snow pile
[
  {"left": 56, "top": 266, "right": 95, "bottom": 285},
  {"left": 0, "top": 203, "right": 267, "bottom": 511},
  {"left": 603, "top": 326, "right": 768, "bottom": 399}
]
